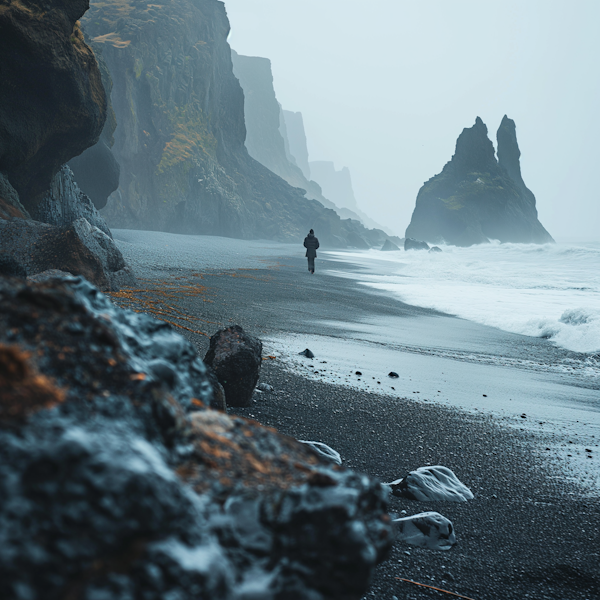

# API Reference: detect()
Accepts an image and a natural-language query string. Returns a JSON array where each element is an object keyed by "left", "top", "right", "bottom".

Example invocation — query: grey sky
[{"left": 224, "top": 0, "right": 600, "bottom": 241}]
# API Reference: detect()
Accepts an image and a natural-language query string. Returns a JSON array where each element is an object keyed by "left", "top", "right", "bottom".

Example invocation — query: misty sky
[{"left": 224, "top": 0, "right": 600, "bottom": 242}]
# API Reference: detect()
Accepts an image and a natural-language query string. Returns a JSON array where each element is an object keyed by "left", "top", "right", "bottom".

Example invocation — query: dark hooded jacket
[{"left": 303, "top": 233, "right": 320, "bottom": 258}]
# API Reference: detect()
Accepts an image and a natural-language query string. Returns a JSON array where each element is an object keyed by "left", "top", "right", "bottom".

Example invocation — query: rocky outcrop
[
  {"left": 0, "top": 275, "right": 392, "bottom": 599},
  {"left": 381, "top": 239, "right": 400, "bottom": 251},
  {"left": 0, "top": 217, "right": 134, "bottom": 290},
  {"left": 32, "top": 165, "right": 113, "bottom": 237},
  {"left": 0, "top": 0, "right": 107, "bottom": 212},
  {"left": 0, "top": 0, "right": 134, "bottom": 290},
  {"left": 405, "top": 117, "right": 554, "bottom": 246},
  {"left": 282, "top": 110, "right": 311, "bottom": 179},
  {"left": 68, "top": 48, "right": 121, "bottom": 210},
  {"left": 404, "top": 238, "right": 430, "bottom": 251},
  {"left": 204, "top": 325, "right": 263, "bottom": 408}
]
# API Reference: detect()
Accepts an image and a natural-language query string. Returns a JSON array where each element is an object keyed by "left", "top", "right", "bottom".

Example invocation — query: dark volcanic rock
[
  {"left": 0, "top": 0, "right": 107, "bottom": 211},
  {"left": 0, "top": 276, "right": 392, "bottom": 600},
  {"left": 32, "top": 165, "right": 112, "bottom": 237},
  {"left": 204, "top": 325, "right": 263, "bottom": 408},
  {"left": 429, "top": 246, "right": 443, "bottom": 253},
  {"left": 0, "top": 173, "right": 29, "bottom": 220},
  {"left": 0, "top": 217, "right": 134, "bottom": 291},
  {"left": 0, "top": 254, "right": 26, "bottom": 277},
  {"left": 68, "top": 48, "right": 120, "bottom": 210},
  {"left": 405, "top": 117, "right": 554, "bottom": 246},
  {"left": 404, "top": 237, "right": 430, "bottom": 251},
  {"left": 381, "top": 239, "right": 400, "bottom": 251}
]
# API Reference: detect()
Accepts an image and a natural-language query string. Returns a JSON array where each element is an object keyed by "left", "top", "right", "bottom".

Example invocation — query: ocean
[{"left": 325, "top": 241, "right": 600, "bottom": 355}]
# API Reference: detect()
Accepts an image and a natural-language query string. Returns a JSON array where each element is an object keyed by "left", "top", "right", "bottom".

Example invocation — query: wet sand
[{"left": 112, "top": 230, "right": 600, "bottom": 600}]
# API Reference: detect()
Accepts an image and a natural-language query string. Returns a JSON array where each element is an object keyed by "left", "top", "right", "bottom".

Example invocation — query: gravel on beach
[{"left": 111, "top": 231, "right": 600, "bottom": 600}]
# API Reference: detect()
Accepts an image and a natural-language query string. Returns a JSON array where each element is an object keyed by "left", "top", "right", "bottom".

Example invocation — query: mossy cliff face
[
  {"left": 0, "top": 0, "right": 107, "bottom": 212},
  {"left": 84, "top": 0, "right": 388, "bottom": 246},
  {"left": 405, "top": 117, "right": 554, "bottom": 246}
]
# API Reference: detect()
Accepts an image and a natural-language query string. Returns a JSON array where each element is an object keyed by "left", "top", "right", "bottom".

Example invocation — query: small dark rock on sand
[
  {"left": 204, "top": 325, "right": 262, "bottom": 408},
  {"left": 388, "top": 371, "right": 399, "bottom": 378},
  {"left": 299, "top": 348, "right": 315, "bottom": 358},
  {"left": 429, "top": 246, "right": 443, "bottom": 253}
]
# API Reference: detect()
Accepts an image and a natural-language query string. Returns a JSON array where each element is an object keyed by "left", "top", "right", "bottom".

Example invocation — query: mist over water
[{"left": 327, "top": 242, "right": 600, "bottom": 354}]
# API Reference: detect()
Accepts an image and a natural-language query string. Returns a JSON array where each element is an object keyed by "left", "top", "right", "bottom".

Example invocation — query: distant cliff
[
  {"left": 282, "top": 110, "right": 311, "bottom": 179},
  {"left": 405, "top": 117, "right": 553, "bottom": 246},
  {"left": 406, "top": 116, "right": 554, "bottom": 246},
  {"left": 83, "top": 1, "right": 387, "bottom": 247},
  {"left": 310, "top": 161, "right": 393, "bottom": 233},
  {"left": 230, "top": 52, "right": 340, "bottom": 212}
]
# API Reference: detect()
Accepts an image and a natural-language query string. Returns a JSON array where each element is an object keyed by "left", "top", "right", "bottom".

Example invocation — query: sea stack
[{"left": 405, "top": 116, "right": 554, "bottom": 246}]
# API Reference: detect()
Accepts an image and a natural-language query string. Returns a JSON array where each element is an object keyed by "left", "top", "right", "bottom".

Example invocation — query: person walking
[{"left": 303, "top": 228, "right": 319, "bottom": 274}]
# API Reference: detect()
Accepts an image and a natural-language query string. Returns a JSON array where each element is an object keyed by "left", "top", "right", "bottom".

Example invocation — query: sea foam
[{"left": 325, "top": 242, "right": 600, "bottom": 354}]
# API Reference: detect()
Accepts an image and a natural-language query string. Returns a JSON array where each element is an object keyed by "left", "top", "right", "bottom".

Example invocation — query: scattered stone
[
  {"left": 204, "top": 325, "right": 262, "bottom": 408},
  {"left": 404, "top": 238, "right": 430, "bottom": 251},
  {"left": 521, "top": 414, "right": 527, "bottom": 418},
  {"left": 299, "top": 440, "right": 342, "bottom": 465},
  {"left": 256, "top": 382, "right": 274, "bottom": 392},
  {"left": 386, "top": 466, "right": 474, "bottom": 502},
  {"left": 388, "top": 371, "right": 399, "bottom": 378},
  {"left": 429, "top": 246, "right": 443, "bottom": 253},
  {"left": 355, "top": 371, "right": 362, "bottom": 376},
  {"left": 299, "top": 348, "right": 315, "bottom": 358},
  {"left": 393, "top": 512, "right": 456, "bottom": 551}
]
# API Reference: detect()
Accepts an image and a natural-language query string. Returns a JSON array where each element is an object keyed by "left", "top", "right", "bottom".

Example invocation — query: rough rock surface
[
  {"left": 0, "top": 217, "right": 134, "bottom": 291},
  {"left": 0, "top": 0, "right": 107, "bottom": 211},
  {"left": 0, "top": 276, "right": 392, "bottom": 600},
  {"left": 32, "top": 165, "right": 113, "bottom": 237},
  {"left": 83, "top": 0, "right": 388, "bottom": 247},
  {"left": 387, "top": 466, "right": 474, "bottom": 502},
  {"left": 404, "top": 237, "right": 430, "bottom": 251},
  {"left": 68, "top": 48, "right": 121, "bottom": 210},
  {"left": 204, "top": 325, "right": 263, "bottom": 408},
  {"left": 405, "top": 117, "right": 554, "bottom": 246},
  {"left": 0, "top": 173, "right": 29, "bottom": 219}
]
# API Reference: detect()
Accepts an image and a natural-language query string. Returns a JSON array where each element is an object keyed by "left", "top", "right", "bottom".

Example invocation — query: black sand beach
[{"left": 112, "top": 231, "right": 600, "bottom": 600}]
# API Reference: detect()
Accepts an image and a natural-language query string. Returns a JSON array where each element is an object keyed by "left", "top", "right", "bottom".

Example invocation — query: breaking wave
[{"left": 328, "top": 242, "right": 600, "bottom": 354}]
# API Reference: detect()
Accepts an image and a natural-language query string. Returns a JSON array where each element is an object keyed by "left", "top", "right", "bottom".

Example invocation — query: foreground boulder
[
  {"left": 204, "top": 325, "right": 263, "bottom": 407},
  {"left": 0, "top": 275, "right": 392, "bottom": 599}
]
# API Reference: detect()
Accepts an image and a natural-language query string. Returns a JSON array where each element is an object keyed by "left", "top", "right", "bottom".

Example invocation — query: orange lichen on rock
[
  {"left": 181, "top": 410, "right": 328, "bottom": 497},
  {"left": 0, "top": 344, "right": 66, "bottom": 423}
]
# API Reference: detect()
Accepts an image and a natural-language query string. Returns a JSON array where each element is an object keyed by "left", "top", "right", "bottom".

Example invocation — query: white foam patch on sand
[
  {"left": 387, "top": 466, "right": 474, "bottom": 502},
  {"left": 393, "top": 512, "right": 456, "bottom": 551},
  {"left": 324, "top": 242, "right": 600, "bottom": 354}
]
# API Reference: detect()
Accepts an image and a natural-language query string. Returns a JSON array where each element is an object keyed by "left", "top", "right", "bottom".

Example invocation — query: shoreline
[{"left": 111, "top": 230, "right": 600, "bottom": 599}]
